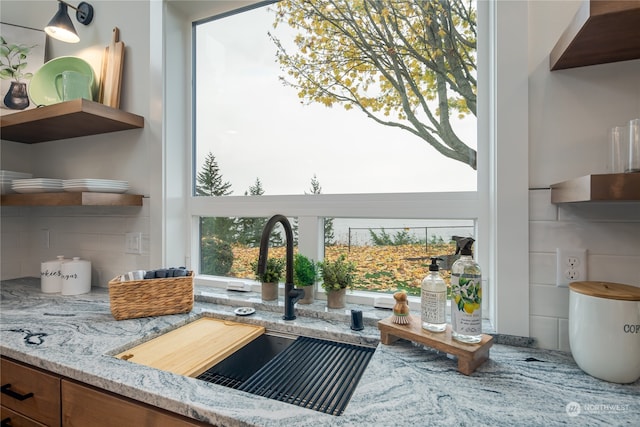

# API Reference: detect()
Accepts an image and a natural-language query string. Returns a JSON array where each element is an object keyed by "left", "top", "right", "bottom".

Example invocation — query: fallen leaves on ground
[{"left": 229, "top": 243, "right": 455, "bottom": 296}]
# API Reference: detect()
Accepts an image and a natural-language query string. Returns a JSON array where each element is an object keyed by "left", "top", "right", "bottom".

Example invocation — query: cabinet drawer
[
  {"left": 1, "top": 406, "right": 47, "bottom": 427},
  {"left": 0, "top": 359, "right": 60, "bottom": 427},
  {"left": 61, "top": 380, "right": 207, "bottom": 427}
]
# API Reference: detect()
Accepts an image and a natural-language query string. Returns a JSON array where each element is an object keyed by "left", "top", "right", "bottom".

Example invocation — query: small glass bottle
[
  {"left": 451, "top": 237, "right": 482, "bottom": 343},
  {"left": 421, "top": 257, "right": 447, "bottom": 332}
]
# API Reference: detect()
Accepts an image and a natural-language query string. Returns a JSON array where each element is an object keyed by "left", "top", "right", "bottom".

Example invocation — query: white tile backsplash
[
  {"left": 529, "top": 189, "right": 558, "bottom": 221},
  {"left": 528, "top": 252, "right": 556, "bottom": 284},
  {"left": 1, "top": 200, "right": 150, "bottom": 286},
  {"left": 529, "top": 315, "right": 558, "bottom": 350},
  {"left": 529, "top": 189, "right": 640, "bottom": 351},
  {"left": 529, "top": 283, "right": 570, "bottom": 318}
]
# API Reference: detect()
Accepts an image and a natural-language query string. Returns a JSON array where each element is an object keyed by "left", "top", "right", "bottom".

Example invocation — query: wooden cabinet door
[
  {"left": 1, "top": 406, "right": 48, "bottom": 427},
  {"left": 61, "top": 381, "right": 207, "bottom": 427},
  {"left": 0, "top": 358, "right": 60, "bottom": 427}
]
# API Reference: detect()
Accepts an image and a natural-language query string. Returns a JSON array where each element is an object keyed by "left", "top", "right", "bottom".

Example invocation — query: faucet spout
[{"left": 258, "top": 214, "right": 303, "bottom": 320}]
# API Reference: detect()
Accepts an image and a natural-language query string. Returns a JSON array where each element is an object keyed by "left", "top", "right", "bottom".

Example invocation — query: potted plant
[
  {"left": 319, "top": 254, "right": 355, "bottom": 309},
  {"left": 0, "top": 37, "right": 35, "bottom": 110},
  {"left": 254, "top": 257, "right": 284, "bottom": 301},
  {"left": 294, "top": 253, "right": 317, "bottom": 304}
]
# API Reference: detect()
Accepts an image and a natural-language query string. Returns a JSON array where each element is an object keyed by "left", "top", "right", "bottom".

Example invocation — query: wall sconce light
[{"left": 44, "top": 1, "right": 94, "bottom": 43}]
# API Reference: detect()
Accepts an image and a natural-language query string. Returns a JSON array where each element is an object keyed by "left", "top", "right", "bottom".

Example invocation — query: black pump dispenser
[
  {"left": 429, "top": 257, "right": 442, "bottom": 271},
  {"left": 453, "top": 236, "right": 475, "bottom": 256}
]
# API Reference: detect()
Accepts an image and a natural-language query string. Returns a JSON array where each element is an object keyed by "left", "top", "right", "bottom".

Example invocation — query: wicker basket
[{"left": 108, "top": 272, "right": 194, "bottom": 320}]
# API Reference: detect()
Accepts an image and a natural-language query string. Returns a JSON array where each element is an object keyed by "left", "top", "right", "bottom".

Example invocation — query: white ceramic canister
[
  {"left": 61, "top": 257, "right": 92, "bottom": 295},
  {"left": 41, "top": 255, "right": 67, "bottom": 293},
  {"left": 569, "top": 281, "right": 640, "bottom": 384}
]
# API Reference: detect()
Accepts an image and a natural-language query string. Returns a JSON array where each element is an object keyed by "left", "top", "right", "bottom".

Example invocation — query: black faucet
[{"left": 258, "top": 214, "right": 304, "bottom": 320}]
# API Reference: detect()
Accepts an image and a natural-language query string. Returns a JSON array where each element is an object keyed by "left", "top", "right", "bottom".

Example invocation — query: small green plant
[
  {"left": 319, "top": 255, "right": 355, "bottom": 292},
  {"left": 253, "top": 257, "right": 285, "bottom": 283},
  {"left": 294, "top": 253, "right": 317, "bottom": 287},
  {"left": 0, "top": 37, "right": 35, "bottom": 83}
]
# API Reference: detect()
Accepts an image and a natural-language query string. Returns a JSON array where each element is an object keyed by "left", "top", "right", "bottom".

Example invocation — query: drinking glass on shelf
[
  {"left": 608, "top": 126, "right": 628, "bottom": 174},
  {"left": 628, "top": 118, "right": 640, "bottom": 173}
]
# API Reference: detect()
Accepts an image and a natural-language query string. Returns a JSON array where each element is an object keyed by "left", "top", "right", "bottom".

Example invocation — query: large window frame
[{"left": 152, "top": 0, "right": 529, "bottom": 337}]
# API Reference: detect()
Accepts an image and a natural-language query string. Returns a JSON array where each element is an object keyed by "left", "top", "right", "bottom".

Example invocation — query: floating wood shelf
[
  {"left": 378, "top": 316, "right": 493, "bottom": 375},
  {"left": 550, "top": 173, "right": 640, "bottom": 203},
  {"left": 0, "top": 99, "right": 144, "bottom": 143},
  {"left": 0, "top": 192, "right": 144, "bottom": 206},
  {"left": 550, "top": 0, "right": 640, "bottom": 70}
]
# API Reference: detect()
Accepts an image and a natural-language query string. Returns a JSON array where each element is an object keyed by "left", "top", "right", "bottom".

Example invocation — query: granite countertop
[{"left": 1, "top": 278, "right": 638, "bottom": 426}]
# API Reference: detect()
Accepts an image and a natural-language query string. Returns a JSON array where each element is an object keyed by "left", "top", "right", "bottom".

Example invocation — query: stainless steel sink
[{"left": 196, "top": 332, "right": 375, "bottom": 416}]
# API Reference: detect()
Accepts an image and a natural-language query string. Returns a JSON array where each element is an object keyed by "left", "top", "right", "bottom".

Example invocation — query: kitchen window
[
  {"left": 192, "top": 0, "right": 480, "bottom": 299},
  {"left": 158, "top": 0, "right": 529, "bottom": 335}
]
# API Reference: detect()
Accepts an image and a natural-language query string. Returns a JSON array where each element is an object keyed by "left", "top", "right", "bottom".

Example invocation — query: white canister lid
[{"left": 569, "top": 281, "right": 640, "bottom": 301}]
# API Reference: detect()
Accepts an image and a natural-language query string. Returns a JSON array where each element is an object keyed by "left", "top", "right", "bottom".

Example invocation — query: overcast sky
[{"left": 195, "top": 4, "right": 477, "bottom": 196}]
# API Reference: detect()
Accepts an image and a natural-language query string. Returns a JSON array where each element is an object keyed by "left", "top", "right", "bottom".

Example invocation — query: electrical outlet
[
  {"left": 125, "top": 232, "right": 143, "bottom": 254},
  {"left": 556, "top": 248, "right": 587, "bottom": 287}
]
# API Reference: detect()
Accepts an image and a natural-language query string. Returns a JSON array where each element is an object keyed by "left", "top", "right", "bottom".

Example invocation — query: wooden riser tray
[{"left": 378, "top": 316, "right": 493, "bottom": 375}]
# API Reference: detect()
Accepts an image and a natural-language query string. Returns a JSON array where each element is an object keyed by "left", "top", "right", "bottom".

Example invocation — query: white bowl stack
[{"left": 0, "top": 170, "right": 33, "bottom": 194}]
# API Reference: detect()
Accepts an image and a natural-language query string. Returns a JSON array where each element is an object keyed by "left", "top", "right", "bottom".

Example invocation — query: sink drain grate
[
  {"left": 239, "top": 336, "right": 375, "bottom": 416},
  {"left": 197, "top": 335, "right": 374, "bottom": 416},
  {"left": 196, "top": 372, "right": 243, "bottom": 389}
]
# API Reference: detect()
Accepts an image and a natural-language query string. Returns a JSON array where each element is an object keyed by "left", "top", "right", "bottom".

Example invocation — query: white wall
[{"left": 527, "top": 1, "right": 640, "bottom": 350}]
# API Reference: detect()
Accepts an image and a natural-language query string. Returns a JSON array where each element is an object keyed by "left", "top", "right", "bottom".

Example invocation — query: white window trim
[{"left": 153, "top": 0, "right": 529, "bottom": 337}]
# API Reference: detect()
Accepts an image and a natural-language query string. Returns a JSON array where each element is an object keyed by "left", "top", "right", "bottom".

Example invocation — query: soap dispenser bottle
[
  {"left": 421, "top": 257, "right": 447, "bottom": 332},
  {"left": 450, "top": 237, "right": 482, "bottom": 343}
]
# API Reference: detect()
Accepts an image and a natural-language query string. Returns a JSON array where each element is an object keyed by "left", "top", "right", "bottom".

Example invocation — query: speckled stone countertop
[{"left": 1, "top": 278, "right": 638, "bottom": 426}]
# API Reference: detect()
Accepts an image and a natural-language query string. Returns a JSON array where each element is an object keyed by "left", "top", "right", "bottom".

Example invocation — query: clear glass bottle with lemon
[{"left": 450, "top": 237, "right": 482, "bottom": 343}]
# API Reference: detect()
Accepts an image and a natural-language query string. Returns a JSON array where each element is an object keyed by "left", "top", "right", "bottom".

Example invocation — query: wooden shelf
[
  {"left": 0, "top": 99, "right": 144, "bottom": 143},
  {"left": 0, "top": 192, "right": 143, "bottom": 206},
  {"left": 550, "top": 0, "right": 640, "bottom": 70},
  {"left": 550, "top": 173, "right": 640, "bottom": 203}
]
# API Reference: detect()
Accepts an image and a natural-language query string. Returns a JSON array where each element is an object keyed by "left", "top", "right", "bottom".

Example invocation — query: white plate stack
[
  {"left": 12, "top": 178, "right": 64, "bottom": 193},
  {"left": 1, "top": 170, "right": 33, "bottom": 194},
  {"left": 62, "top": 179, "right": 129, "bottom": 193}
]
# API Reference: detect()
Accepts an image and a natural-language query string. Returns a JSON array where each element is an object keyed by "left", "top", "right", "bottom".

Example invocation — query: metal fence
[{"left": 346, "top": 225, "right": 475, "bottom": 252}]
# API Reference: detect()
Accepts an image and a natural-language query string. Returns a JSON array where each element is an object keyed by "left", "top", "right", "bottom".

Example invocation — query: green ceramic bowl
[{"left": 28, "top": 56, "right": 96, "bottom": 106}]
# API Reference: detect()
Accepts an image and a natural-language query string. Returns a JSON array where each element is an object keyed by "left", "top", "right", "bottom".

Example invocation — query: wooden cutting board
[
  {"left": 99, "top": 27, "right": 125, "bottom": 108},
  {"left": 115, "top": 318, "right": 265, "bottom": 377}
]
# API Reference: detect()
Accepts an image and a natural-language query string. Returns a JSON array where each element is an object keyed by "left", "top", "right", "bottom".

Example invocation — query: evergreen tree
[
  {"left": 195, "top": 152, "right": 235, "bottom": 275},
  {"left": 196, "top": 152, "right": 232, "bottom": 196}
]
